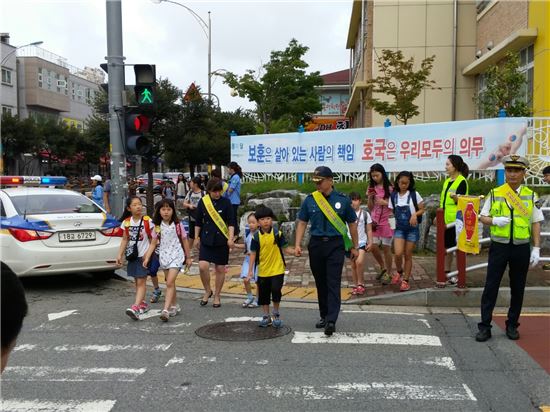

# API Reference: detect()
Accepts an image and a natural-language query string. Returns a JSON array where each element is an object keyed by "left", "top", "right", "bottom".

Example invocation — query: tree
[
  {"left": 367, "top": 49, "right": 438, "bottom": 124},
  {"left": 222, "top": 39, "right": 323, "bottom": 133},
  {"left": 37, "top": 118, "right": 77, "bottom": 173},
  {"left": 1, "top": 113, "right": 43, "bottom": 174},
  {"left": 474, "top": 51, "right": 530, "bottom": 118}
]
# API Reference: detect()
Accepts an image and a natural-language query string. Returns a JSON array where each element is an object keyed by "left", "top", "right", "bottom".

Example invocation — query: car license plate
[{"left": 59, "top": 231, "right": 96, "bottom": 242}]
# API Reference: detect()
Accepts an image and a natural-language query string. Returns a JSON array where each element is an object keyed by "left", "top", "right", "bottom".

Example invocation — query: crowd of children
[{"left": 115, "top": 164, "right": 435, "bottom": 327}]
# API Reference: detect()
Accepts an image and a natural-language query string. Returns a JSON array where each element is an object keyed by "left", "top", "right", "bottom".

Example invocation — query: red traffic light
[{"left": 126, "top": 114, "right": 151, "bottom": 133}]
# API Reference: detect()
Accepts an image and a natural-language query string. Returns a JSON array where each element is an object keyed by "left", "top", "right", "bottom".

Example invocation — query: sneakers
[
  {"left": 399, "top": 279, "right": 410, "bottom": 292},
  {"left": 258, "top": 315, "right": 272, "bottom": 328},
  {"left": 247, "top": 300, "right": 259, "bottom": 308},
  {"left": 138, "top": 301, "right": 150, "bottom": 314},
  {"left": 447, "top": 276, "right": 458, "bottom": 286},
  {"left": 272, "top": 312, "right": 282, "bottom": 328},
  {"left": 160, "top": 309, "right": 170, "bottom": 322},
  {"left": 381, "top": 272, "right": 392, "bottom": 285},
  {"left": 390, "top": 272, "right": 402, "bottom": 285},
  {"left": 125, "top": 305, "right": 140, "bottom": 321},
  {"left": 169, "top": 304, "right": 181, "bottom": 317},
  {"left": 150, "top": 288, "right": 162, "bottom": 303},
  {"left": 242, "top": 296, "right": 255, "bottom": 308},
  {"left": 351, "top": 285, "right": 366, "bottom": 295},
  {"left": 375, "top": 268, "right": 387, "bottom": 281}
]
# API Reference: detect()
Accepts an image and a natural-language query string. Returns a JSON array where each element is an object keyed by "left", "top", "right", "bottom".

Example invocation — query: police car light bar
[{"left": 0, "top": 176, "right": 68, "bottom": 186}]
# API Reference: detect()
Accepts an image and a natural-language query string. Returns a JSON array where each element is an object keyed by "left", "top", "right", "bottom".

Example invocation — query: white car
[{"left": 1, "top": 180, "right": 122, "bottom": 278}]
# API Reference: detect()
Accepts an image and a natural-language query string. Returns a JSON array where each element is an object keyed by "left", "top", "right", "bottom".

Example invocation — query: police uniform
[
  {"left": 476, "top": 155, "right": 543, "bottom": 342},
  {"left": 297, "top": 167, "right": 357, "bottom": 334}
]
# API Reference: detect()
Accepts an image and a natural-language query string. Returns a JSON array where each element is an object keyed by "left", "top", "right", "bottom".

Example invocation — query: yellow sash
[
  {"left": 203, "top": 194, "right": 229, "bottom": 239},
  {"left": 501, "top": 184, "right": 530, "bottom": 217},
  {"left": 312, "top": 191, "right": 353, "bottom": 251}
]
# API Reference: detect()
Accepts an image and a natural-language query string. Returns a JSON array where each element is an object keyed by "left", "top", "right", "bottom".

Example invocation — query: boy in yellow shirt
[{"left": 248, "top": 206, "right": 294, "bottom": 328}]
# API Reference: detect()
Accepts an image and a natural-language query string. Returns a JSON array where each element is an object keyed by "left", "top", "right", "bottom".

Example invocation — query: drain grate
[{"left": 195, "top": 321, "right": 291, "bottom": 341}]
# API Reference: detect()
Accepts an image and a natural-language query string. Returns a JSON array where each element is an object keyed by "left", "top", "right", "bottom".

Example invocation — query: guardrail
[{"left": 436, "top": 206, "right": 550, "bottom": 288}]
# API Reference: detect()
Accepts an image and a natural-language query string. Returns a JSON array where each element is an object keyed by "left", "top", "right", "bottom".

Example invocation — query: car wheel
[{"left": 92, "top": 270, "right": 115, "bottom": 280}]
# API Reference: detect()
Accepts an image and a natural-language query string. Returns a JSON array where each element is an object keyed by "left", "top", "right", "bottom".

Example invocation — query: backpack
[
  {"left": 123, "top": 215, "right": 153, "bottom": 239},
  {"left": 252, "top": 226, "right": 286, "bottom": 268},
  {"left": 390, "top": 190, "right": 423, "bottom": 224},
  {"left": 155, "top": 222, "right": 187, "bottom": 253}
]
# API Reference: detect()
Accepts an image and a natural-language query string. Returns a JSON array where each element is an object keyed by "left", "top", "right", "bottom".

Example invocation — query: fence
[{"left": 435, "top": 206, "right": 550, "bottom": 288}]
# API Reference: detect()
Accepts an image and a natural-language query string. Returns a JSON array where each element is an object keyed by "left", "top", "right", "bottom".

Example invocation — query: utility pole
[{"left": 105, "top": 0, "right": 126, "bottom": 217}]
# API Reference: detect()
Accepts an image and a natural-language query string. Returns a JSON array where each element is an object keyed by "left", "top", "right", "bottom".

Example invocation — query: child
[
  {"left": 116, "top": 196, "right": 155, "bottom": 320},
  {"left": 183, "top": 176, "right": 205, "bottom": 252},
  {"left": 388, "top": 171, "right": 425, "bottom": 292},
  {"left": 248, "top": 206, "right": 294, "bottom": 328},
  {"left": 366, "top": 163, "right": 394, "bottom": 284},
  {"left": 234, "top": 213, "right": 259, "bottom": 308},
  {"left": 144, "top": 199, "right": 192, "bottom": 322},
  {"left": 348, "top": 192, "right": 374, "bottom": 296}
]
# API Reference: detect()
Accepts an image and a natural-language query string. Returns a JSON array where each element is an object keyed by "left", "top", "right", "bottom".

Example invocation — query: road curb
[{"left": 114, "top": 269, "right": 549, "bottom": 307}]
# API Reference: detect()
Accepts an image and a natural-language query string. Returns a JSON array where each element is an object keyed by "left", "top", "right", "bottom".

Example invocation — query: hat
[
  {"left": 254, "top": 206, "right": 276, "bottom": 220},
  {"left": 91, "top": 175, "right": 102, "bottom": 182},
  {"left": 312, "top": 166, "right": 333, "bottom": 182},
  {"left": 503, "top": 155, "right": 529, "bottom": 169}
]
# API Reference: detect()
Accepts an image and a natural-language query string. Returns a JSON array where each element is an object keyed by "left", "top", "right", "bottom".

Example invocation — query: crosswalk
[{"left": 1, "top": 311, "right": 480, "bottom": 411}]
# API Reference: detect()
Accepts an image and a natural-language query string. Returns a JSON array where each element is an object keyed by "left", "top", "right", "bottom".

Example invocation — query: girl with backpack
[
  {"left": 388, "top": 171, "right": 425, "bottom": 292},
  {"left": 143, "top": 199, "right": 192, "bottom": 322},
  {"left": 366, "top": 164, "right": 394, "bottom": 284},
  {"left": 116, "top": 196, "right": 156, "bottom": 320}
]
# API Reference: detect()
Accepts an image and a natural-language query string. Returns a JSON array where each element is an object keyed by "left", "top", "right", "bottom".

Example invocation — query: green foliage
[
  {"left": 1, "top": 113, "right": 43, "bottom": 158},
  {"left": 290, "top": 194, "right": 302, "bottom": 207},
  {"left": 276, "top": 214, "right": 288, "bottom": 223},
  {"left": 367, "top": 50, "right": 438, "bottom": 125},
  {"left": 222, "top": 39, "right": 323, "bottom": 133},
  {"left": 474, "top": 52, "right": 530, "bottom": 118}
]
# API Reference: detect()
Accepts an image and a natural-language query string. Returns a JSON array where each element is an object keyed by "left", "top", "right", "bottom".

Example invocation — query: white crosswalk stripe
[
  {"left": 3, "top": 366, "right": 146, "bottom": 382},
  {"left": 1, "top": 399, "right": 116, "bottom": 412},
  {"left": 292, "top": 331, "right": 442, "bottom": 346}
]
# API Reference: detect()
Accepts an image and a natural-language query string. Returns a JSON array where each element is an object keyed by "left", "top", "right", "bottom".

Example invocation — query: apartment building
[
  {"left": 1, "top": 33, "right": 18, "bottom": 116},
  {"left": 345, "top": 0, "right": 477, "bottom": 127}
]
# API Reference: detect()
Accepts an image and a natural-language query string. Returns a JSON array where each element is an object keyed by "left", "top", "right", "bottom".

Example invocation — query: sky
[{"left": 2, "top": 0, "right": 352, "bottom": 112}]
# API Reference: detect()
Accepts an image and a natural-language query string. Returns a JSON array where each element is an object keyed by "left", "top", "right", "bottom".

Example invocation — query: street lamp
[
  {"left": 151, "top": 0, "right": 212, "bottom": 102},
  {"left": 1, "top": 40, "right": 43, "bottom": 65}
]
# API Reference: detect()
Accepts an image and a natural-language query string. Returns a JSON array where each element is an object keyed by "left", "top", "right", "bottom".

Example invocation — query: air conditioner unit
[{"left": 57, "top": 80, "right": 67, "bottom": 88}]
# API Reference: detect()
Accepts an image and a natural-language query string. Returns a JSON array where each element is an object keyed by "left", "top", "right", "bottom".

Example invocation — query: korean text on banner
[
  {"left": 456, "top": 196, "right": 481, "bottom": 254},
  {"left": 501, "top": 183, "right": 530, "bottom": 217}
]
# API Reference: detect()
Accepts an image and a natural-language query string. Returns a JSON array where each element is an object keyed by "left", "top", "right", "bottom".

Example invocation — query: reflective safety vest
[
  {"left": 489, "top": 184, "right": 534, "bottom": 245},
  {"left": 439, "top": 175, "right": 468, "bottom": 224}
]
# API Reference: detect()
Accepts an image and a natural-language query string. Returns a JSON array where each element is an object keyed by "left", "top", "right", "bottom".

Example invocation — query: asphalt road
[{"left": 2, "top": 274, "right": 549, "bottom": 412}]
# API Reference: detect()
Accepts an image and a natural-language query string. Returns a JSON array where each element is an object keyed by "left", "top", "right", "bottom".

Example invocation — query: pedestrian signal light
[
  {"left": 125, "top": 111, "right": 152, "bottom": 156},
  {"left": 134, "top": 64, "right": 156, "bottom": 109}
]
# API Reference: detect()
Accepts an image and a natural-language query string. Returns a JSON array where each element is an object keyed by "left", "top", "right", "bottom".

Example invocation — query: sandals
[
  {"left": 351, "top": 285, "right": 366, "bottom": 295},
  {"left": 242, "top": 297, "right": 255, "bottom": 308},
  {"left": 200, "top": 291, "right": 213, "bottom": 306}
]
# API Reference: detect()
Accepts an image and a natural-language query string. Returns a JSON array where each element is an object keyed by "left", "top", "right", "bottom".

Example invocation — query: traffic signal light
[
  {"left": 134, "top": 64, "right": 156, "bottom": 109},
  {"left": 124, "top": 109, "right": 152, "bottom": 155}
]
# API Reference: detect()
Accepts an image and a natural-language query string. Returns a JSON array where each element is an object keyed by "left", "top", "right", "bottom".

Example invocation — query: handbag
[{"left": 125, "top": 218, "right": 143, "bottom": 262}]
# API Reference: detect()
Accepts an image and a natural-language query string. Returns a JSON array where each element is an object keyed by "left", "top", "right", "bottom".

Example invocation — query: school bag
[
  {"left": 155, "top": 222, "right": 187, "bottom": 254},
  {"left": 390, "top": 190, "right": 423, "bottom": 224}
]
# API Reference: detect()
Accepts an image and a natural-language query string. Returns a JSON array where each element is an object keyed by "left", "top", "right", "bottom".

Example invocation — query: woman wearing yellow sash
[{"left": 194, "top": 178, "right": 236, "bottom": 307}]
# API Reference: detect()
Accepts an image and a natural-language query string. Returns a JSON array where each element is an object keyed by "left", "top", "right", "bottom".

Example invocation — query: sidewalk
[{"left": 144, "top": 246, "right": 550, "bottom": 307}]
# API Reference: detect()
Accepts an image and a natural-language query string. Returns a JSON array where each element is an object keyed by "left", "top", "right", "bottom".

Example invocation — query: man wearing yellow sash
[
  {"left": 295, "top": 166, "right": 359, "bottom": 336},
  {"left": 194, "top": 178, "right": 236, "bottom": 308},
  {"left": 476, "top": 155, "right": 543, "bottom": 342}
]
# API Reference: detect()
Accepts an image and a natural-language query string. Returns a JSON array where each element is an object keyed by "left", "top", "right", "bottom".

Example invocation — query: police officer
[
  {"left": 476, "top": 155, "right": 543, "bottom": 342},
  {"left": 295, "top": 166, "right": 359, "bottom": 336}
]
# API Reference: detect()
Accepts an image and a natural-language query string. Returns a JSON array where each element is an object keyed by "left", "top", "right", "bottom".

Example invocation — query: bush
[{"left": 290, "top": 195, "right": 302, "bottom": 207}]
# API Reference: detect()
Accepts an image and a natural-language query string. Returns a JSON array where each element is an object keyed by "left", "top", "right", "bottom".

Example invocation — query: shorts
[
  {"left": 188, "top": 220, "right": 196, "bottom": 239},
  {"left": 127, "top": 257, "right": 149, "bottom": 278},
  {"left": 239, "top": 256, "right": 257, "bottom": 282},
  {"left": 148, "top": 254, "right": 160, "bottom": 277},
  {"left": 444, "top": 227, "right": 457, "bottom": 248},
  {"left": 373, "top": 236, "right": 392, "bottom": 247},
  {"left": 257, "top": 274, "right": 284, "bottom": 306},
  {"left": 393, "top": 227, "right": 420, "bottom": 243},
  {"left": 159, "top": 257, "right": 184, "bottom": 271}
]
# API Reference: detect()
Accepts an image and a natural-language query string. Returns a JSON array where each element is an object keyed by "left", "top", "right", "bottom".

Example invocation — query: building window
[
  {"left": 2, "top": 106, "right": 14, "bottom": 116},
  {"left": 519, "top": 44, "right": 534, "bottom": 107},
  {"left": 1, "top": 68, "right": 12, "bottom": 85},
  {"left": 38, "top": 67, "right": 43, "bottom": 88}
]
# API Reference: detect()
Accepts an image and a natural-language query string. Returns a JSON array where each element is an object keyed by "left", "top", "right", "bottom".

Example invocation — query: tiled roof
[{"left": 321, "top": 69, "right": 350, "bottom": 85}]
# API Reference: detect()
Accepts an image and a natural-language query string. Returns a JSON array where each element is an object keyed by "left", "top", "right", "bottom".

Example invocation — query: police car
[{"left": 0, "top": 176, "right": 122, "bottom": 278}]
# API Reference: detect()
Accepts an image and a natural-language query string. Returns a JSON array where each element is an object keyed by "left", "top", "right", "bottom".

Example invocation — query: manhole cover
[{"left": 195, "top": 321, "right": 291, "bottom": 341}]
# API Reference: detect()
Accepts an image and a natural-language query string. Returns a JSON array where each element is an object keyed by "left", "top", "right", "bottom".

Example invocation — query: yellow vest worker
[{"left": 476, "top": 155, "right": 543, "bottom": 342}]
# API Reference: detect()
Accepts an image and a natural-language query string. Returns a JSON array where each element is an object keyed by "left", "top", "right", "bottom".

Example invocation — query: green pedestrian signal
[{"left": 139, "top": 87, "right": 153, "bottom": 104}]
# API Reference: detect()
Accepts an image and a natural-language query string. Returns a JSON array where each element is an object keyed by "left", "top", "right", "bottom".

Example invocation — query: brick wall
[{"left": 477, "top": 1, "right": 528, "bottom": 53}]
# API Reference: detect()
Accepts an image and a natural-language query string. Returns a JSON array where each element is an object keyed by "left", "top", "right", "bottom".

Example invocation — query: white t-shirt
[
  {"left": 388, "top": 190, "right": 424, "bottom": 215},
  {"left": 120, "top": 216, "right": 155, "bottom": 258},
  {"left": 480, "top": 185, "right": 544, "bottom": 222},
  {"left": 347, "top": 209, "right": 372, "bottom": 247}
]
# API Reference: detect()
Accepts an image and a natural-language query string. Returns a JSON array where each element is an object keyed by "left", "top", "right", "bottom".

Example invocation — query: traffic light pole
[{"left": 105, "top": 0, "right": 127, "bottom": 218}]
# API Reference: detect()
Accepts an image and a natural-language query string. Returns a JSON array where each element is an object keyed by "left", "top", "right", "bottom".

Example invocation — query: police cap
[
  {"left": 312, "top": 166, "right": 334, "bottom": 182},
  {"left": 503, "top": 155, "right": 529, "bottom": 169}
]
